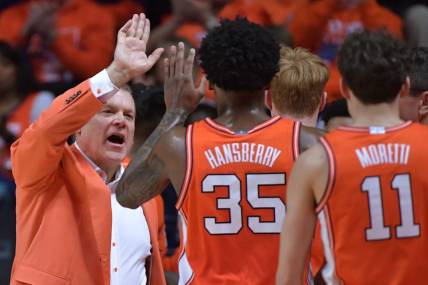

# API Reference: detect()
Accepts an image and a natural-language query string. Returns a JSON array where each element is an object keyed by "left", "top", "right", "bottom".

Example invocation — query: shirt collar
[{"left": 74, "top": 143, "right": 124, "bottom": 191}]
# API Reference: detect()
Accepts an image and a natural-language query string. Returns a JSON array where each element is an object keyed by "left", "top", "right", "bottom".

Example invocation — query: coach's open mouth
[{"left": 107, "top": 133, "right": 125, "bottom": 145}]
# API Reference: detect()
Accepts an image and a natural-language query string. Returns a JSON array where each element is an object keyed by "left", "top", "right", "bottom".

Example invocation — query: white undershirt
[{"left": 109, "top": 175, "right": 152, "bottom": 285}]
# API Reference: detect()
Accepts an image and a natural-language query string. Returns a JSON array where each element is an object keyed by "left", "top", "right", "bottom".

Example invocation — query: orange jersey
[
  {"left": 176, "top": 116, "right": 300, "bottom": 284},
  {"left": 317, "top": 122, "right": 428, "bottom": 284}
]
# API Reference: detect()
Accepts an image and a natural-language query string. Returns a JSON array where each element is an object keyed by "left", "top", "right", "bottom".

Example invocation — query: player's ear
[
  {"left": 400, "top": 76, "right": 411, "bottom": 98},
  {"left": 319, "top": 91, "right": 327, "bottom": 112},
  {"left": 421, "top": 91, "right": 428, "bottom": 107},
  {"left": 265, "top": 90, "right": 273, "bottom": 111},
  {"left": 418, "top": 91, "right": 428, "bottom": 122},
  {"left": 339, "top": 78, "right": 350, "bottom": 100}
]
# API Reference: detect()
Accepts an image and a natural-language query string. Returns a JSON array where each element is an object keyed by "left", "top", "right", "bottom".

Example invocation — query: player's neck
[
  {"left": 215, "top": 91, "right": 270, "bottom": 132},
  {"left": 216, "top": 90, "right": 267, "bottom": 117},
  {"left": 274, "top": 110, "right": 318, "bottom": 127},
  {"left": 349, "top": 100, "right": 403, "bottom": 127}
]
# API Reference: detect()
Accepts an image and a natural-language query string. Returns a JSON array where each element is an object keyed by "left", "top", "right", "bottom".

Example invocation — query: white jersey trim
[
  {"left": 319, "top": 209, "right": 342, "bottom": 285},
  {"left": 178, "top": 211, "right": 195, "bottom": 285}
]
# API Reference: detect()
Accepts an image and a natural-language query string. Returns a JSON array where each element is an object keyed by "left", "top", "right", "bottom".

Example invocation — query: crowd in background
[{"left": 0, "top": 0, "right": 427, "bottom": 283}]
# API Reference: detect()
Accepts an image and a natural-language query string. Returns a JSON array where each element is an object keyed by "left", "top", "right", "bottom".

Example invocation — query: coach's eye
[{"left": 125, "top": 113, "right": 134, "bottom": 120}]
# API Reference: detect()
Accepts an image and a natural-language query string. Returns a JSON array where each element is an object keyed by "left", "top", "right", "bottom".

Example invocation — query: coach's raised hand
[{"left": 107, "top": 13, "right": 164, "bottom": 87}]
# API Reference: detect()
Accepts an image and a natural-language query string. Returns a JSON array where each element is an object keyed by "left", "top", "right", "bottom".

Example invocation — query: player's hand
[
  {"left": 107, "top": 14, "right": 164, "bottom": 87},
  {"left": 164, "top": 42, "right": 206, "bottom": 114}
]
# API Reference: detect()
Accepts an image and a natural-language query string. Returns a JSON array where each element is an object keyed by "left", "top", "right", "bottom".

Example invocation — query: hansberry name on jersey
[{"left": 204, "top": 143, "right": 282, "bottom": 169}]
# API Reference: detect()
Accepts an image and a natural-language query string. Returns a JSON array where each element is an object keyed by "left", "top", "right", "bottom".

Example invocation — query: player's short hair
[
  {"left": 407, "top": 47, "right": 428, "bottom": 97},
  {"left": 130, "top": 84, "right": 165, "bottom": 134},
  {"left": 199, "top": 17, "right": 280, "bottom": 92},
  {"left": 338, "top": 30, "right": 407, "bottom": 104},
  {"left": 271, "top": 47, "right": 328, "bottom": 117}
]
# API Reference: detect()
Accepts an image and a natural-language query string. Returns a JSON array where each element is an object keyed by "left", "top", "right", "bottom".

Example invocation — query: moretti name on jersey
[
  {"left": 355, "top": 143, "right": 410, "bottom": 168},
  {"left": 204, "top": 142, "right": 282, "bottom": 169}
]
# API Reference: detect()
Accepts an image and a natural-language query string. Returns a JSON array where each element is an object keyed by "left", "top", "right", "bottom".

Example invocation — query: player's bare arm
[
  {"left": 299, "top": 125, "right": 326, "bottom": 153},
  {"left": 116, "top": 43, "right": 204, "bottom": 209},
  {"left": 276, "top": 143, "right": 328, "bottom": 285}
]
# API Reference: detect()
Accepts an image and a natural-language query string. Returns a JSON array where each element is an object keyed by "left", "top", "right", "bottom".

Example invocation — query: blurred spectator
[
  {"left": 0, "top": 41, "right": 53, "bottom": 182},
  {"left": 148, "top": 0, "right": 295, "bottom": 102},
  {"left": 381, "top": 0, "right": 428, "bottom": 47},
  {"left": 401, "top": 47, "right": 428, "bottom": 122},
  {"left": 265, "top": 25, "right": 293, "bottom": 47},
  {"left": 319, "top": 98, "right": 352, "bottom": 130},
  {"left": 0, "top": 40, "right": 53, "bottom": 284},
  {"left": 378, "top": 0, "right": 426, "bottom": 16},
  {"left": 136, "top": 0, "right": 171, "bottom": 28},
  {"left": 148, "top": 0, "right": 227, "bottom": 49},
  {"left": 149, "top": 0, "right": 297, "bottom": 49},
  {"left": 96, "top": 0, "right": 145, "bottom": 29},
  {"left": 289, "top": 0, "right": 403, "bottom": 102},
  {"left": 219, "top": 0, "right": 300, "bottom": 26},
  {"left": 0, "top": 0, "right": 116, "bottom": 94},
  {"left": 0, "top": 0, "right": 20, "bottom": 11},
  {"left": 403, "top": 5, "right": 428, "bottom": 47}
]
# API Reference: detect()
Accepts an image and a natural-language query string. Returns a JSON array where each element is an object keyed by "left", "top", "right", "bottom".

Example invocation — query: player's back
[
  {"left": 318, "top": 122, "right": 428, "bottom": 285},
  {"left": 177, "top": 116, "right": 300, "bottom": 285}
]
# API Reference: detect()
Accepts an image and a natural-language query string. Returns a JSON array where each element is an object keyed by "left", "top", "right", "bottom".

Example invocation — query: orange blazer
[{"left": 10, "top": 80, "right": 166, "bottom": 285}]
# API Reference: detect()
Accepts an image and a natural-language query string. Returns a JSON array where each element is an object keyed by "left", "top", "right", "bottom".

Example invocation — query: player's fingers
[
  {"left": 169, "top": 45, "right": 177, "bottom": 78},
  {"left": 175, "top": 42, "right": 185, "bottom": 75},
  {"left": 184, "top": 48, "right": 196, "bottom": 77}
]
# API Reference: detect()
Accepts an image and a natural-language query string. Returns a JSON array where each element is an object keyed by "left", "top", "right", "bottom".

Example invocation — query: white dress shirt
[{"left": 75, "top": 70, "right": 152, "bottom": 284}]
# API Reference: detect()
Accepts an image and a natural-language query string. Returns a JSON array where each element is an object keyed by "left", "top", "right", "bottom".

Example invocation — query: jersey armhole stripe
[
  {"left": 176, "top": 125, "right": 194, "bottom": 210},
  {"left": 292, "top": 121, "right": 301, "bottom": 161},
  {"left": 305, "top": 246, "right": 315, "bottom": 285},
  {"left": 316, "top": 137, "right": 336, "bottom": 213},
  {"left": 319, "top": 207, "right": 342, "bottom": 284}
]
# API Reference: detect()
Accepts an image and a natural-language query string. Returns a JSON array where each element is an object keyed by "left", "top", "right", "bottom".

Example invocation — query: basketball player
[
  {"left": 268, "top": 46, "right": 328, "bottom": 284},
  {"left": 276, "top": 30, "right": 428, "bottom": 285},
  {"left": 268, "top": 46, "right": 328, "bottom": 127},
  {"left": 400, "top": 47, "right": 428, "bottom": 122},
  {"left": 116, "top": 18, "right": 320, "bottom": 284}
]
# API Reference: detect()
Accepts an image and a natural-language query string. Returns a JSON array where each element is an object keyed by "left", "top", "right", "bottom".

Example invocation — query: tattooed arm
[{"left": 116, "top": 42, "right": 205, "bottom": 209}]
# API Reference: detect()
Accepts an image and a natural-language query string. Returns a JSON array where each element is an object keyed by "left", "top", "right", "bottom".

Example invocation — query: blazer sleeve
[{"left": 11, "top": 80, "right": 104, "bottom": 190}]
